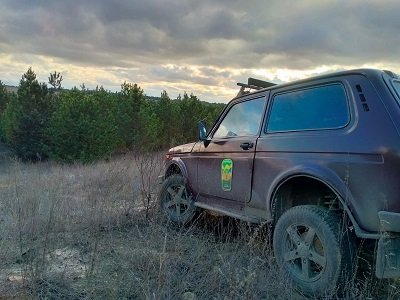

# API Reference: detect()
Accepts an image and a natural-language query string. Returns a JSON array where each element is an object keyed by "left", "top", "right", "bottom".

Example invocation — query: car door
[{"left": 196, "top": 96, "right": 267, "bottom": 203}]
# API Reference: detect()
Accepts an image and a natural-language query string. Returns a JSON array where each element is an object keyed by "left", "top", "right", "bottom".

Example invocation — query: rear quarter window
[{"left": 267, "top": 84, "right": 349, "bottom": 133}]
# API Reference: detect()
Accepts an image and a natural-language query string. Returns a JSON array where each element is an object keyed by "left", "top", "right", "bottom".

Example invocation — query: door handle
[{"left": 240, "top": 142, "right": 254, "bottom": 150}]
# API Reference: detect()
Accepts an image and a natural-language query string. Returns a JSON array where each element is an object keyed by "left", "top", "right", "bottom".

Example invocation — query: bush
[{"left": 48, "top": 88, "right": 122, "bottom": 162}]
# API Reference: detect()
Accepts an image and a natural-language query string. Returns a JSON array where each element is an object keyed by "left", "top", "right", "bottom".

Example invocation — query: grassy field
[{"left": 0, "top": 153, "right": 398, "bottom": 299}]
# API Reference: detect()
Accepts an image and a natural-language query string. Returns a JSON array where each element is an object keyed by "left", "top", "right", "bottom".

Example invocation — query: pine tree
[
  {"left": 3, "top": 67, "right": 52, "bottom": 160},
  {"left": 119, "top": 82, "right": 145, "bottom": 147},
  {"left": 48, "top": 71, "right": 63, "bottom": 91},
  {"left": 0, "top": 80, "right": 9, "bottom": 114}
]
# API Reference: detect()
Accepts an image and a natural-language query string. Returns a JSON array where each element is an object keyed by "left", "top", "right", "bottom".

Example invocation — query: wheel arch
[
  {"left": 165, "top": 158, "right": 188, "bottom": 179},
  {"left": 268, "top": 165, "right": 371, "bottom": 238}
]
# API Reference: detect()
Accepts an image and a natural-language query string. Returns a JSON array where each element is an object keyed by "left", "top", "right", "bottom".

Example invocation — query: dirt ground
[{"left": 0, "top": 152, "right": 398, "bottom": 299}]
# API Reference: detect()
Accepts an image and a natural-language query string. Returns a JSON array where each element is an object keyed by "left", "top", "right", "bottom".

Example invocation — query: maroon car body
[{"left": 159, "top": 69, "right": 400, "bottom": 296}]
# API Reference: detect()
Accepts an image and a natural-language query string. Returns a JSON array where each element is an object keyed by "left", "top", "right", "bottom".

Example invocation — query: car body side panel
[
  {"left": 194, "top": 137, "right": 256, "bottom": 203},
  {"left": 252, "top": 74, "right": 400, "bottom": 233},
  {"left": 164, "top": 70, "right": 400, "bottom": 234},
  {"left": 190, "top": 95, "right": 268, "bottom": 204}
]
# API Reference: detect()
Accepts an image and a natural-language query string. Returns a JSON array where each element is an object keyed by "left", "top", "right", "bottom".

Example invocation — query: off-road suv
[{"left": 158, "top": 69, "right": 400, "bottom": 297}]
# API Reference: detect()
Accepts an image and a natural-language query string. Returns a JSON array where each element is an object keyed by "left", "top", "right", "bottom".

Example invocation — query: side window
[
  {"left": 213, "top": 98, "right": 265, "bottom": 138},
  {"left": 267, "top": 84, "right": 349, "bottom": 133}
]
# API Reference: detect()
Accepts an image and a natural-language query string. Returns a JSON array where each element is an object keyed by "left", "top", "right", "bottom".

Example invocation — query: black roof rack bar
[
  {"left": 236, "top": 77, "right": 277, "bottom": 97},
  {"left": 237, "top": 82, "right": 263, "bottom": 90},
  {"left": 237, "top": 77, "right": 276, "bottom": 90},
  {"left": 248, "top": 77, "right": 276, "bottom": 88},
  {"left": 383, "top": 70, "right": 399, "bottom": 79}
]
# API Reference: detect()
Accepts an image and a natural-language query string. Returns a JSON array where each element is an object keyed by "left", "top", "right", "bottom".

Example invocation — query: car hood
[{"left": 168, "top": 142, "right": 197, "bottom": 154}]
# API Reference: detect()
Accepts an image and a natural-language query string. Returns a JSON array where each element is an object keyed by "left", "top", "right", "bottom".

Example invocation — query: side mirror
[{"left": 198, "top": 120, "right": 207, "bottom": 141}]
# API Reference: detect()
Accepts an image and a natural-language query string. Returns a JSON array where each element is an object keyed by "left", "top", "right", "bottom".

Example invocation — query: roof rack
[
  {"left": 236, "top": 77, "right": 276, "bottom": 97},
  {"left": 383, "top": 70, "right": 399, "bottom": 79}
]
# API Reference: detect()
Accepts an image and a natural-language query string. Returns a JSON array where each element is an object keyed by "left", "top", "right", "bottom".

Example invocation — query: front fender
[{"left": 165, "top": 157, "right": 189, "bottom": 179}]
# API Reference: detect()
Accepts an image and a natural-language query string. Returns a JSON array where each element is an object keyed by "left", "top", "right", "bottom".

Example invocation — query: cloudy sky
[{"left": 0, "top": 0, "right": 399, "bottom": 102}]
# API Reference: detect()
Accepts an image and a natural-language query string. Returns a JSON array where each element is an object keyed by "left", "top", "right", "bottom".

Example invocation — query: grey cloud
[
  {"left": 149, "top": 65, "right": 219, "bottom": 86},
  {"left": 1, "top": 0, "right": 400, "bottom": 98}
]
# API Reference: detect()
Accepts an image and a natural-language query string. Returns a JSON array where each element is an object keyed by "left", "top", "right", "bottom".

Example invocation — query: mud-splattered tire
[
  {"left": 159, "top": 174, "right": 196, "bottom": 225},
  {"left": 273, "top": 205, "right": 356, "bottom": 297}
]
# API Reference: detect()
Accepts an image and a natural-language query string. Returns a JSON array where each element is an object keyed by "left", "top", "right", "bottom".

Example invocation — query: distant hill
[
  {"left": 145, "top": 95, "right": 223, "bottom": 105},
  {"left": 3, "top": 86, "right": 224, "bottom": 105},
  {"left": 146, "top": 95, "right": 161, "bottom": 101},
  {"left": 4, "top": 85, "right": 18, "bottom": 93}
]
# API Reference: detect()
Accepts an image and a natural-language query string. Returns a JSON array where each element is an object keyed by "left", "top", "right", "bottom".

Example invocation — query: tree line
[{"left": 0, "top": 68, "right": 225, "bottom": 162}]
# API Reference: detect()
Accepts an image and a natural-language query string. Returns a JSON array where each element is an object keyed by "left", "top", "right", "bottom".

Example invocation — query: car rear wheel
[
  {"left": 273, "top": 205, "right": 355, "bottom": 297},
  {"left": 159, "top": 174, "right": 196, "bottom": 225}
]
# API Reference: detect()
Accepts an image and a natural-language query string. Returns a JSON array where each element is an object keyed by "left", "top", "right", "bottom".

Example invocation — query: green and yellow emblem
[{"left": 221, "top": 159, "right": 233, "bottom": 191}]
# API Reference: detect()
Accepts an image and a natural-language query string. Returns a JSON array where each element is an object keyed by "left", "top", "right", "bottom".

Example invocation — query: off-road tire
[
  {"left": 273, "top": 205, "right": 356, "bottom": 297},
  {"left": 159, "top": 174, "right": 196, "bottom": 225}
]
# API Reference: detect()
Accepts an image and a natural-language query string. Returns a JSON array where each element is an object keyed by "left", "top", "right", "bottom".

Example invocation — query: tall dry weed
[
  {"left": 0, "top": 153, "right": 154, "bottom": 297},
  {"left": 0, "top": 153, "right": 398, "bottom": 299}
]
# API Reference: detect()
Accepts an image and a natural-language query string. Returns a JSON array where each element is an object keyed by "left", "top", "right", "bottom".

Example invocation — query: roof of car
[{"left": 234, "top": 68, "right": 390, "bottom": 100}]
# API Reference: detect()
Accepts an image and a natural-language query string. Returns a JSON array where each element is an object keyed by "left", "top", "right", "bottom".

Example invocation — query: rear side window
[{"left": 267, "top": 84, "right": 349, "bottom": 133}]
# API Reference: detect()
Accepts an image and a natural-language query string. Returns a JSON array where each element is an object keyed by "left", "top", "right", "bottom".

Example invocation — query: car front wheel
[{"left": 159, "top": 174, "right": 196, "bottom": 225}]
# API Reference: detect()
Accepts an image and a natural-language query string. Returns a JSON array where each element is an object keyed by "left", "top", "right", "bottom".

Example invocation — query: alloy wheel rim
[
  {"left": 283, "top": 224, "right": 326, "bottom": 282},
  {"left": 164, "top": 183, "right": 192, "bottom": 217}
]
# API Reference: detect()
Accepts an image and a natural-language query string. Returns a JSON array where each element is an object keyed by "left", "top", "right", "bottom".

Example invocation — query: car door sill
[{"left": 194, "top": 202, "right": 264, "bottom": 224}]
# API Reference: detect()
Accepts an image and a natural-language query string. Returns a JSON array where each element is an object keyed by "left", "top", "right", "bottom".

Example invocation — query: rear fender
[{"left": 269, "top": 164, "right": 378, "bottom": 239}]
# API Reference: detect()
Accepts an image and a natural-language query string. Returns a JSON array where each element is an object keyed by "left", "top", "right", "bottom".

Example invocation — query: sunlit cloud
[{"left": 1, "top": 0, "right": 399, "bottom": 103}]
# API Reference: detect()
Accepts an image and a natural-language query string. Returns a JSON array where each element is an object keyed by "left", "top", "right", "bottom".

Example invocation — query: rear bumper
[
  {"left": 376, "top": 235, "right": 400, "bottom": 278},
  {"left": 375, "top": 211, "right": 400, "bottom": 278}
]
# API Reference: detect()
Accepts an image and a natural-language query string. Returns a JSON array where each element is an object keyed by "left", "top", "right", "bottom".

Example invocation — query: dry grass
[{"left": 0, "top": 153, "right": 399, "bottom": 299}]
